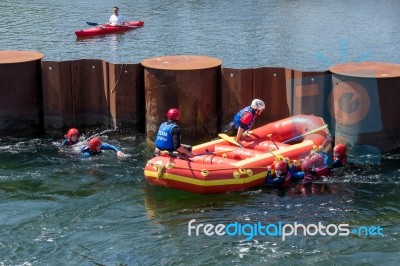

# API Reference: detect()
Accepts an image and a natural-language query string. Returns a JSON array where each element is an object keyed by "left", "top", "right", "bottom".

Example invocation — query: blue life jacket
[
  {"left": 233, "top": 106, "right": 255, "bottom": 131},
  {"left": 155, "top": 122, "right": 177, "bottom": 151}
]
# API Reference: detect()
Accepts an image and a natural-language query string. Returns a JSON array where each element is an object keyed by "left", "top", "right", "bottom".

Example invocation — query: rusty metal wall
[
  {"left": 292, "top": 70, "right": 331, "bottom": 120},
  {"left": 42, "top": 60, "right": 144, "bottom": 134},
  {"left": 144, "top": 67, "right": 220, "bottom": 144},
  {"left": 221, "top": 67, "right": 293, "bottom": 129},
  {"left": 5, "top": 53, "right": 400, "bottom": 154},
  {"left": 252, "top": 67, "right": 292, "bottom": 126},
  {"left": 70, "top": 59, "right": 110, "bottom": 128},
  {"left": 0, "top": 60, "right": 43, "bottom": 135},
  {"left": 42, "top": 59, "right": 110, "bottom": 132},
  {"left": 108, "top": 63, "right": 144, "bottom": 131},
  {"left": 220, "top": 68, "right": 253, "bottom": 131},
  {"left": 329, "top": 74, "right": 400, "bottom": 153},
  {"left": 358, "top": 77, "right": 400, "bottom": 152},
  {"left": 42, "top": 61, "right": 73, "bottom": 131}
]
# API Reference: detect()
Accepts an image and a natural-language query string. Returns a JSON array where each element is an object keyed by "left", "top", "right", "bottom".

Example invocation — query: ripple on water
[{"left": 0, "top": 200, "right": 60, "bottom": 226}]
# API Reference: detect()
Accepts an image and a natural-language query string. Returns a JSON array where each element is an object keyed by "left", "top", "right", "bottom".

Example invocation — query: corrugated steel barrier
[{"left": 0, "top": 51, "right": 399, "bottom": 155}]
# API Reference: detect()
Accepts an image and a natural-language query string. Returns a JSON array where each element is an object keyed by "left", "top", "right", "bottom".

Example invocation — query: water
[
  {"left": 1, "top": 0, "right": 399, "bottom": 70},
  {"left": 1, "top": 0, "right": 400, "bottom": 265},
  {"left": 1, "top": 136, "right": 400, "bottom": 265}
]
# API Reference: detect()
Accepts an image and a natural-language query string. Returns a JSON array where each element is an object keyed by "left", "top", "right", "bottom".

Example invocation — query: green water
[{"left": 0, "top": 134, "right": 399, "bottom": 265}]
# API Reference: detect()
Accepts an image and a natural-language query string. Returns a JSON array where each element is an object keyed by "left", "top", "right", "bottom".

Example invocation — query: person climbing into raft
[
  {"left": 60, "top": 128, "right": 80, "bottom": 146},
  {"left": 154, "top": 108, "right": 194, "bottom": 158},
  {"left": 265, "top": 160, "right": 291, "bottom": 187},
  {"left": 81, "top": 137, "right": 124, "bottom": 158},
  {"left": 224, "top": 99, "right": 266, "bottom": 141},
  {"left": 300, "top": 152, "right": 329, "bottom": 181}
]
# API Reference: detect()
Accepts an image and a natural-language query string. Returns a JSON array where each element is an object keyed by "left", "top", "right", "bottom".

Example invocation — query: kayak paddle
[
  {"left": 86, "top": 21, "right": 100, "bottom": 26},
  {"left": 86, "top": 21, "right": 139, "bottom": 28}
]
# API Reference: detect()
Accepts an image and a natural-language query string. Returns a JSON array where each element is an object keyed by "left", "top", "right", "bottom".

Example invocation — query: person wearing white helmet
[{"left": 231, "top": 99, "right": 266, "bottom": 141}]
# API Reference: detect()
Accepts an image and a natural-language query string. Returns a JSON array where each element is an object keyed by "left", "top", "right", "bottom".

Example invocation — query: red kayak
[{"left": 75, "top": 20, "right": 144, "bottom": 37}]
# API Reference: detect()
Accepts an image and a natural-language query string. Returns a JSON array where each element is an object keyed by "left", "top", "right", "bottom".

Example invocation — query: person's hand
[
  {"left": 267, "top": 166, "right": 271, "bottom": 171},
  {"left": 242, "top": 131, "right": 252, "bottom": 139},
  {"left": 117, "top": 151, "right": 124, "bottom": 157}
]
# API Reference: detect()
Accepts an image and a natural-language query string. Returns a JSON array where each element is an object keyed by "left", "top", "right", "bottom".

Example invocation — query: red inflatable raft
[
  {"left": 144, "top": 115, "right": 332, "bottom": 194},
  {"left": 75, "top": 20, "right": 144, "bottom": 37}
]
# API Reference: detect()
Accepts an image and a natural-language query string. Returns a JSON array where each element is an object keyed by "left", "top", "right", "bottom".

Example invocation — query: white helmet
[{"left": 251, "top": 99, "right": 265, "bottom": 110}]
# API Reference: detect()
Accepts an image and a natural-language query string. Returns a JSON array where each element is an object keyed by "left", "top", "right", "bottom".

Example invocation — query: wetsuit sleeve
[
  {"left": 290, "top": 169, "right": 304, "bottom": 180},
  {"left": 265, "top": 170, "right": 272, "bottom": 183},
  {"left": 171, "top": 126, "right": 182, "bottom": 150},
  {"left": 101, "top": 143, "right": 120, "bottom": 152},
  {"left": 321, "top": 153, "right": 329, "bottom": 165},
  {"left": 81, "top": 146, "right": 92, "bottom": 158},
  {"left": 81, "top": 152, "right": 92, "bottom": 158},
  {"left": 266, "top": 170, "right": 284, "bottom": 185},
  {"left": 60, "top": 138, "right": 67, "bottom": 146},
  {"left": 332, "top": 158, "right": 341, "bottom": 168}
]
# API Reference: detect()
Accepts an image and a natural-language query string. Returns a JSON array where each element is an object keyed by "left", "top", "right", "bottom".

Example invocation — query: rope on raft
[{"left": 146, "top": 126, "right": 333, "bottom": 178}]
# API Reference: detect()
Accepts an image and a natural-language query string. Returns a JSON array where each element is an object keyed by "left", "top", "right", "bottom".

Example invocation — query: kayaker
[
  {"left": 61, "top": 128, "right": 80, "bottom": 146},
  {"left": 81, "top": 137, "right": 124, "bottom": 158},
  {"left": 154, "top": 108, "right": 194, "bottom": 158},
  {"left": 227, "top": 99, "right": 266, "bottom": 141},
  {"left": 108, "top": 6, "right": 125, "bottom": 26}
]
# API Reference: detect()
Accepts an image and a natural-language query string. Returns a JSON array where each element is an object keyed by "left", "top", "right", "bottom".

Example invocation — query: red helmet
[
  {"left": 311, "top": 153, "right": 325, "bottom": 167},
  {"left": 88, "top": 137, "right": 102, "bottom": 151},
  {"left": 301, "top": 159, "right": 313, "bottom": 171},
  {"left": 333, "top": 144, "right": 347, "bottom": 156},
  {"left": 167, "top": 108, "right": 180, "bottom": 121},
  {"left": 302, "top": 153, "right": 324, "bottom": 170},
  {"left": 67, "top": 128, "right": 79, "bottom": 139},
  {"left": 274, "top": 161, "right": 287, "bottom": 174}
]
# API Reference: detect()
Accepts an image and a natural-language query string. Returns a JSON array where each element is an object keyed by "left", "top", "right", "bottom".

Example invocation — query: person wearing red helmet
[
  {"left": 300, "top": 153, "right": 328, "bottom": 181},
  {"left": 332, "top": 143, "right": 347, "bottom": 168},
  {"left": 265, "top": 160, "right": 291, "bottom": 187},
  {"left": 81, "top": 136, "right": 124, "bottom": 158},
  {"left": 61, "top": 128, "right": 80, "bottom": 146},
  {"left": 154, "top": 108, "right": 194, "bottom": 158}
]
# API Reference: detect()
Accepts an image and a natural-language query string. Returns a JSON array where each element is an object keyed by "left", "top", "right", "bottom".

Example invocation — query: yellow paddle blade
[{"left": 218, "top": 133, "right": 244, "bottom": 148}]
